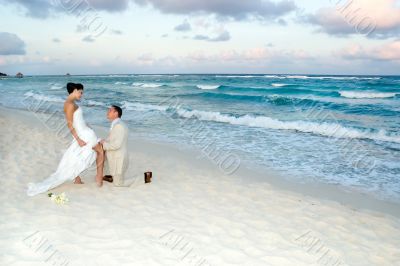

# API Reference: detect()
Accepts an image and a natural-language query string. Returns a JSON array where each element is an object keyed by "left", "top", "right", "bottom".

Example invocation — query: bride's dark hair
[{"left": 67, "top": 83, "right": 84, "bottom": 94}]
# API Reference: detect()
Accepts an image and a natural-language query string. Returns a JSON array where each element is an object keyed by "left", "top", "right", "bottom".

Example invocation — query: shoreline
[
  {"left": 125, "top": 131, "right": 400, "bottom": 219},
  {"left": 4, "top": 105, "right": 400, "bottom": 218}
]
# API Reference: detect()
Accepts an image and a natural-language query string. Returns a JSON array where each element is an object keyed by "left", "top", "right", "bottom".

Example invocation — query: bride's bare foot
[
  {"left": 95, "top": 175, "right": 103, "bottom": 187},
  {"left": 74, "top": 176, "right": 84, "bottom": 184}
]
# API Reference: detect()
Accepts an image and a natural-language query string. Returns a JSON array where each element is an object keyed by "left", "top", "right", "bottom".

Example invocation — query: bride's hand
[{"left": 77, "top": 138, "right": 87, "bottom": 147}]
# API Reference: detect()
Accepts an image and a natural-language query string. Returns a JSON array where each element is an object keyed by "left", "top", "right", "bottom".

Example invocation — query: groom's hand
[{"left": 92, "top": 143, "right": 103, "bottom": 152}]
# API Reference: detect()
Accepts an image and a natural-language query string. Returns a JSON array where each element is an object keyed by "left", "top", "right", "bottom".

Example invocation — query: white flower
[{"left": 49, "top": 192, "right": 69, "bottom": 205}]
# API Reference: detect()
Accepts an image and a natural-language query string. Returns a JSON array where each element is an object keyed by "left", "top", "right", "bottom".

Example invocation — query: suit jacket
[{"left": 103, "top": 120, "right": 129, "bottom": 186}]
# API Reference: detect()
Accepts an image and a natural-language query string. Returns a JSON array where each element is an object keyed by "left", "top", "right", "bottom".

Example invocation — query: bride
[{"left": 27, "top": 83, "right": 104, "bottom": 196}]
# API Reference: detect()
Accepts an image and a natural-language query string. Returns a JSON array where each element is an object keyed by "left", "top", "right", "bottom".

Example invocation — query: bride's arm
[{"left": 64, "top": 104, "right": 87, "bottom": 147}]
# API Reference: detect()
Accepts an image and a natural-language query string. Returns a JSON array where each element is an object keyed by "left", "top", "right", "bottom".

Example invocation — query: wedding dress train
[{"left": 27, "top": 107, "right": 98, "bottom": 196}]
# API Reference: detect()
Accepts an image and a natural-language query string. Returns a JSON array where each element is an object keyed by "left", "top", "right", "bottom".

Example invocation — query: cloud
[
  {"left": 0, "top": 32, "right": 26, "bottom": 55},
  {"left": 193, "top": 30, "right": 231, "bottom": 42},
  {"left": 136, "top": 53, "right": 155, "bottom": 65},
  {"left": 209, "top": 30, "right": 231, "bottom": 42},
  {"left": 0, "top": 0, "right": 130, "bottom": 18},
  {"left": 304, "top": 0, "right": 400, "bottom": 39},
  {"left": 116, "top": 46, "right": 314, "bottom": 74},
  {"left": 185, "top": 47, "right": 313, "bottom": 63},
  {"left": 186, "top": 18, "right": 232, "bottom": 42},
  {"left": 82, "top": 35, "right": 95, "bottom": 42},
  {"left": 0, "top": 0, "right": 53, "bottom": 18},
  {"left": 86, "top": 0, "right": 130, "bottom": 12},
  {"left": 133, "top": 0, "right": 296, "bottom": 20},
  {"left": 110, "top": 29, "right": 123, "bottom": 35},
  {"left": 3, "top": 0, "right": 296, "bottom": 22},
  {"left": 174, "top": 20, "right": 192, "bottom": 31},
  {"left": 276, "top": 18, "right": 287, "bottom": 26},
  {"left": 193, "top": 35, "right": 209, "bottom": 41},
  {"left": 335, "top": 41, "right": 400, "bottom": 61}
]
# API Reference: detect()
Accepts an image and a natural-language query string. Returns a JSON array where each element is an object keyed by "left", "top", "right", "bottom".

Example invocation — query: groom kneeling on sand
[{"left": 100, "top": 105, "right": 129, "bottom": 186}]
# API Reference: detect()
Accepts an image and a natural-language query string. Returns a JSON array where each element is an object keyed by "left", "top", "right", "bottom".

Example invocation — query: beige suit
[{"left": 103, "top": 119, "right": 129, "bottom": 186}]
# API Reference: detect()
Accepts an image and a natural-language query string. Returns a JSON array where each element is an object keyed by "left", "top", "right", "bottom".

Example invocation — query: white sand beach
[{"left": 0, "top": 106, "right": 399, "bottom": 266}]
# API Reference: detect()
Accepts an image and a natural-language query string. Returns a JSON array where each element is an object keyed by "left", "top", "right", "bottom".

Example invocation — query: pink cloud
[
  {"left": 336, "top": 40, "right": 400, "bottom": 61},
  {"left": 185, "top": 47, "right": 314, "bottom": 63},
  {"left": 307, "top": 0, "right": 400, "bottom": 38}
]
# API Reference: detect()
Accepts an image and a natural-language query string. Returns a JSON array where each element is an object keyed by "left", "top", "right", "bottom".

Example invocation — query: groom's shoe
[{"left": 103, "top": 175, "right": 113, "bottom": 183}]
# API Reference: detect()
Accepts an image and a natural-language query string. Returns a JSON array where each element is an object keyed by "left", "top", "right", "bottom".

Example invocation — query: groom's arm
[{"left": 102, "top": 124, "right": 125, "bottom": 151}]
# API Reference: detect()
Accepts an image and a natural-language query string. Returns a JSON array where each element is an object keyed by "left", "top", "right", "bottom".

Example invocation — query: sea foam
[
  {"left": 132, "top": 82, "right": 163, "bottom": 88},
  {"left": 119, "top": 101, "right": 400, "bottom": 144},
  {"left": 339, "top": 91, "right": 397, "bottom": 99},
  {"left": 196, "top": 85, "right": 221, "bottom": 90},
  {"left": 24, "top": 92, "right": 64, "bottom": 103},
  {"left": 271, "top": 83, "right": 290, "bottom": 87},
  {"left": 175, "top": 109, "right": 400, "bottom": 144}
]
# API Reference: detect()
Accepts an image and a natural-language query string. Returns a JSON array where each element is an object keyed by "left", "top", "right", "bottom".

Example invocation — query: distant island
[
  {"left": 0, "top": 72, "right": 7, "bottom": 77},
  {"left": 16, "top": 72, "right": 23, "bottom": 78}
]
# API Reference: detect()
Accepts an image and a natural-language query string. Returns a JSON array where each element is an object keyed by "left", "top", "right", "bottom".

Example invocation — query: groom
[{"left": 100, "top": 105, "right": 129, "bottom": 186}]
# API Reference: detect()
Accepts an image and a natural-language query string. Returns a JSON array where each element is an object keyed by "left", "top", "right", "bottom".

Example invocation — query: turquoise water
[{"left": 1, "top": 74, "right": 399, "bottom": 202}]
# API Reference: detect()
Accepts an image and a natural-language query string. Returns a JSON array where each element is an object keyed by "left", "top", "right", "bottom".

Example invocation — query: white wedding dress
[{"left": 27, "top": 107, "right": 99, "bottom": 196}]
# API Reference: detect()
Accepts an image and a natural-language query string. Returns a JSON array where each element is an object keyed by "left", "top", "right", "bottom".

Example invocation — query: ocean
[{"left": 1, "top": 74, "right": 399, "bottom": 202}]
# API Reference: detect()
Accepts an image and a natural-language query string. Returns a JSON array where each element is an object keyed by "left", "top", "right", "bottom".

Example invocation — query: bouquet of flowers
[{"left": 48, "top": 192, "right": 69, "bottom": 205}]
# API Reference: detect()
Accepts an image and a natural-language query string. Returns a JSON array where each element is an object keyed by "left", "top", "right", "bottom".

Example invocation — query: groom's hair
[
  {"left": 67, "top": 83, "right": 84, "bottom": 94},
  {"left": 112, "top": 105, "right": 122, "bottom": 118}
]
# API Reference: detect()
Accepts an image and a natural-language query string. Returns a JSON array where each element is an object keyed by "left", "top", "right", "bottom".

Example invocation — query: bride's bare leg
[
  {"left": 93, "top": 143, "right": 104, "bottom": 187},
  {"left": 74, "top": 176, "right": 84, "bottom": 184}
]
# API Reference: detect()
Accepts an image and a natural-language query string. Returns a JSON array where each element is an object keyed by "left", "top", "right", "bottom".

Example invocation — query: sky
[{"left": 0, "top": 0, "right": 399, "bottom": 75}]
